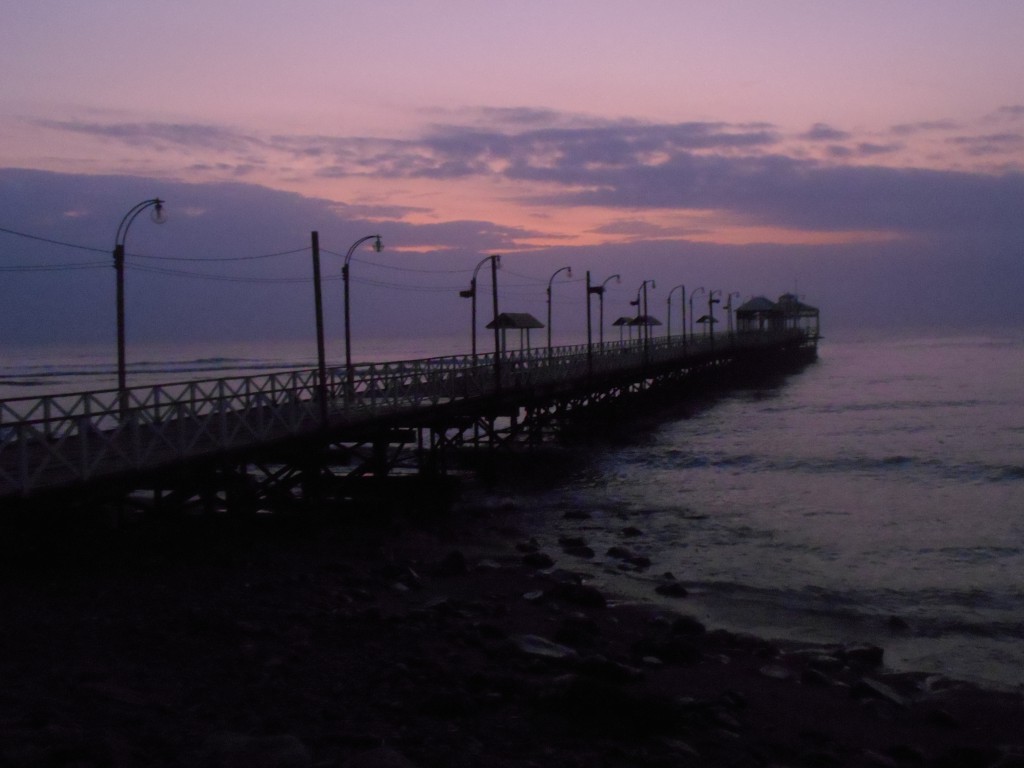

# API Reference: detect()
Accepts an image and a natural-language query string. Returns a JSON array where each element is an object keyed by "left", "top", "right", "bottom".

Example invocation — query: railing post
[{"left": 311, "top": 231, "right": 329, "bottom": 426}]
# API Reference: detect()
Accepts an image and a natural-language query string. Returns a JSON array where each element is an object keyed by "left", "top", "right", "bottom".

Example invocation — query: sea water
[
  {"left": 3, "top": 332, "right": 1023, "bottom": 690},
  {"left": 487, "top": 333, "right": 1024, "bottom": 691}
]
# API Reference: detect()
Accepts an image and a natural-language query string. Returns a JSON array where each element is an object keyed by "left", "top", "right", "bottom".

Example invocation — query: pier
[{"left": 1, "top": 305, "right": 818, "bottom": 512}]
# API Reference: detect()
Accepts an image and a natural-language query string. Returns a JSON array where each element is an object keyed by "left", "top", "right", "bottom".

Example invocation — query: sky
[{"left": 2, "top": 0, "right": 1024, "bottom": 355}]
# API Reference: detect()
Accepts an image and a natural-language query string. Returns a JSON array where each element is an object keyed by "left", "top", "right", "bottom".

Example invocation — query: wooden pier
[{"left": 0, "top": 326, "right": 818, "bottom": 512}]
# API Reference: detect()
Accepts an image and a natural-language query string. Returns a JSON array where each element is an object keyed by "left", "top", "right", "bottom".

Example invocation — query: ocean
[
  {"left": 476, "top": 332, "right": 1024, "bottom": 692},
  {"left": 3, "top": 331, "right": 1023, "bottom": 691}
]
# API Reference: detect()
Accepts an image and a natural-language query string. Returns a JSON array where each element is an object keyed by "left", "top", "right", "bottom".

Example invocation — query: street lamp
[
  {"left": 725, "top": 291, "right": 741, "bottom": 338},
  {"left": 342, "top": 234, "right": 383, "bottom": 398},
  {"left": 546, "top": 265, "right": 572, "bottom": 358},
  {"left": 688, "top": 286, "right": 705, "bottom": 340},
  {"left": 460, "top": 254, "right": 500, "bottom": 357},
  {"left": 637, "top": 279, "right": 655, "bottom": 353},
  {"left": 587, "top": 273, "right": 620, "bottom": 347},
  {"left": 113, "top": 197, "right": 165, "bottom": 407},
  {"left": 707, "top": 290, "right": 722, "bottom": 341},
  {"left": 667, "top": 284, "right": 685, "bottom": 345}
]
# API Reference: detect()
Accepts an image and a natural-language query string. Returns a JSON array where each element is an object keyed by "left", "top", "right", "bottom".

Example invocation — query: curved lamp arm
[
  {"left": 115, "top": 198, "right": 164, "bottom": 248},
  {"left": 344, "top": 234, "right": 382, "bottom": 266}
]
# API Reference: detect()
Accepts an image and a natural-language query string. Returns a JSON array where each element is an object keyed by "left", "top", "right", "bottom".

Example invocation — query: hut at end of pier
[{"left": 736, "top": 294, "right": 820, "bottom": 337}]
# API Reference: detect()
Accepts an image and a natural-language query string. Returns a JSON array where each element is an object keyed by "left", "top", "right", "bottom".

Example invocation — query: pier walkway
[{"left": 0, "top": 329, "right": 817, "bottom": 506}]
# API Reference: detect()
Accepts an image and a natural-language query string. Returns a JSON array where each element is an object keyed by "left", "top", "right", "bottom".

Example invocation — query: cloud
[
  {"left": 21, "top": 111, "right": 1024, "bottom": 242},
  {"left": 3, "top": 167, "right": 1024, "bottom": 347},
  {"left": 992, "top": 105, "right": 1024, "bottom": 121},
  {"left": 531, "top": 151, "right": 1024, "bottom": 234},
  {"left": 889, "top": 120, "right": 960, "bottom": 136},
  {"left": 586, "top": 219, "right": 708, "bottom": 238},
  {"left": 946, "top": 132, "right": 1024, "bottom": 156},
  {"left": 33, "top": 119, "right": 263, "bottom": 153},
  {"left": 801, "top": 123, "right": 851, "bottom": 141}
]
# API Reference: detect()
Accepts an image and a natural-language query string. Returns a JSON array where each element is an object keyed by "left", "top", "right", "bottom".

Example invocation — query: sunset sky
[{"left": 2, "top": 1, "right": 1024, "bottom": 351}]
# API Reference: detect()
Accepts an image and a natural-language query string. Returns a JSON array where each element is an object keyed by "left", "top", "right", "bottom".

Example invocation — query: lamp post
[
  {"left": 342, "top": 234, "right": 383, "bottom": 399},
  {"left": 707, "top": 290, "right": 722, "bottom": 343},
  {"left": 546, "top": 265, "right": 572, "bottom": 358},
  {"left": 586, "top": 272, "right": 619, "bottom": 374},
  {"left": 688, "top": 286, "right": 705, "bottom": 341},
  {"left": 667, "top": 284, "right": 685, "bottom": 345},
  {"left": 311, "top": 231, "right": 329, "bottom": 424},
  {"left": 637, "top": 279, "right": 655, "bottom": 355},
  {"left": 588, "top": 273, "right": 620, "bottom": 347},
  {"left": 113, "top": 197, "right": 165, "bottom": 409},
  {"left": 725, "top": 291, "right": 741, "bottom": 339},
  {"left": 460, "top": 254, "right": 500, "bottom": 357}
]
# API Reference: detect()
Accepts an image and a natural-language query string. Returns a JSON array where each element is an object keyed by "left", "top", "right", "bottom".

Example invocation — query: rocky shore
[{"left": 1, "top": 502, "right": 1022, "bottom": 768}]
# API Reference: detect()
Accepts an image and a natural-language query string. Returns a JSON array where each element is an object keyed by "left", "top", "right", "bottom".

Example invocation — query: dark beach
[{"left": 1, "top": 492, "right": 1022, "bottom": 768}]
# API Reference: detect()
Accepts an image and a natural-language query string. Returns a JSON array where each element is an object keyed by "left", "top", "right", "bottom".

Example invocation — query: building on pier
[
  {"left": 486, "top": 312, "right": 544, "bottom": 351},
  {"left": 736, "top": 294, "right": 820, "bottom": 337}
]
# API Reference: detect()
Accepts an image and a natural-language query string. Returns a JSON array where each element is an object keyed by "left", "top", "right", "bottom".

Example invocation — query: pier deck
[{"left": 0, "top": 330, "right": 817, "bottom": 506}]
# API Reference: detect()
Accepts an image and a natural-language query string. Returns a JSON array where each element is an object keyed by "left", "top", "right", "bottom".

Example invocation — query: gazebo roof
[
  {"left": 486, "top": 312, "right": 544, "bottom": 330},
  {"left": 628, "top": 314, "right": 662, "bottom": 326},
  {"left": 775, "top": 293, "right": 819, "bottom": 315},
  {"left": 736, "top": 296, "right": 779, "bottom": 314}
]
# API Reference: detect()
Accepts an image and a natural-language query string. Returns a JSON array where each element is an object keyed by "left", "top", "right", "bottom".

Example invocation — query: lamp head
[
  {"left": 151, "top": 199, "right": 167, "bottom": 224},
  {"left": 459, "top": 288, "right": 474, "bottom": 299},
  {"left": 566, "top": 266, "right": 572, "bottom": 278},
  {"left": 372, "top": 235, "right": 383, "bottom": 253},
  {"left": 651, "top": 280, "right": 656, "bottom": 290}
]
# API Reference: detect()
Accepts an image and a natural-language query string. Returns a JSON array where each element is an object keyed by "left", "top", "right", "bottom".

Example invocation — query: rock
[
  {"left": 655, "top": 582, "right": 689, "bottom": 598},
  {"left": 886, "top": 615, "right": 911, "bottom": 632},
  {"left": 548, "top": 582, "right": 607, "bottom": 608},
  {"left": 558, "top": 535, "right": 587, "bottom": 548},
  {"left": 758, "top": 664, "right": 794, "bottom": 681},
  {"left": 555, "top": 615, "right": 601, "bottom": 647},
  {"left": 862, "top": 749, "right": 899, "bottom": 767},
  {"left": 992, "top": 746, "right": 1024, "bottom": 768},
  {"left": 842, "top": 643, "right": 885, "bottom": 667},
  {"left": 346, "top": 745, "right": 421, "bottom": 768},
  {"left": 432, "top": 550, "right": 468, "bottom": 577},
  {"left": 522, "top": 552, "right": 555, "bottom": 569},
  {"left": 199, "top": 733, "right": 311, "bottom": 768},
  {"left": 671, "top": 615, "right": 706, "bottom": 635},
  {"left": 606, "top": 545, "right": 634, "bottom": 559},
  {"left": 511, "top": 634, "right": 579, "bottom": 660},
  {"left": 633, "top": 635, "right": 701, "bottom": 665},
  {"left": 620, "top": 526, "right": 643, "bottom": 537},
  {"left": 577, "top": 654, "right": 641, "bottom": 682},
  {"left": 852, "top": 678, "right": 910, "bottom": 709},
  {"left": 886, "top": 744, "right": 926, "bottom": 763},
  {"left": 801, "top": 667, "right": 834, "bottom": 687},
  {"left": 562, "top": 544, "right": 595, "bottom": 559},
  {"left": 543, "top": 568, "right": 584, "bottom": 585},
  {"left": 926, "top": 707, "right": 960, "bottom": 728},
  {"left": 562, "top": 509, "right": 591, "bottom": 520}
]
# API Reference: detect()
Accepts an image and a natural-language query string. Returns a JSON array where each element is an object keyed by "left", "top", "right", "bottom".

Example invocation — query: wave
[
  {"left": 642, "top": 446, "right": 1024, "bottom": 485},
  {"left": 672, "top": 579, "right": 1024, "bottom": 640}
]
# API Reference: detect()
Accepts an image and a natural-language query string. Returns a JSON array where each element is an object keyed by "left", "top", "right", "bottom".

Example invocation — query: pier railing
[{"left": 0, "top": 330, "right": 813, "bottom": 497}]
